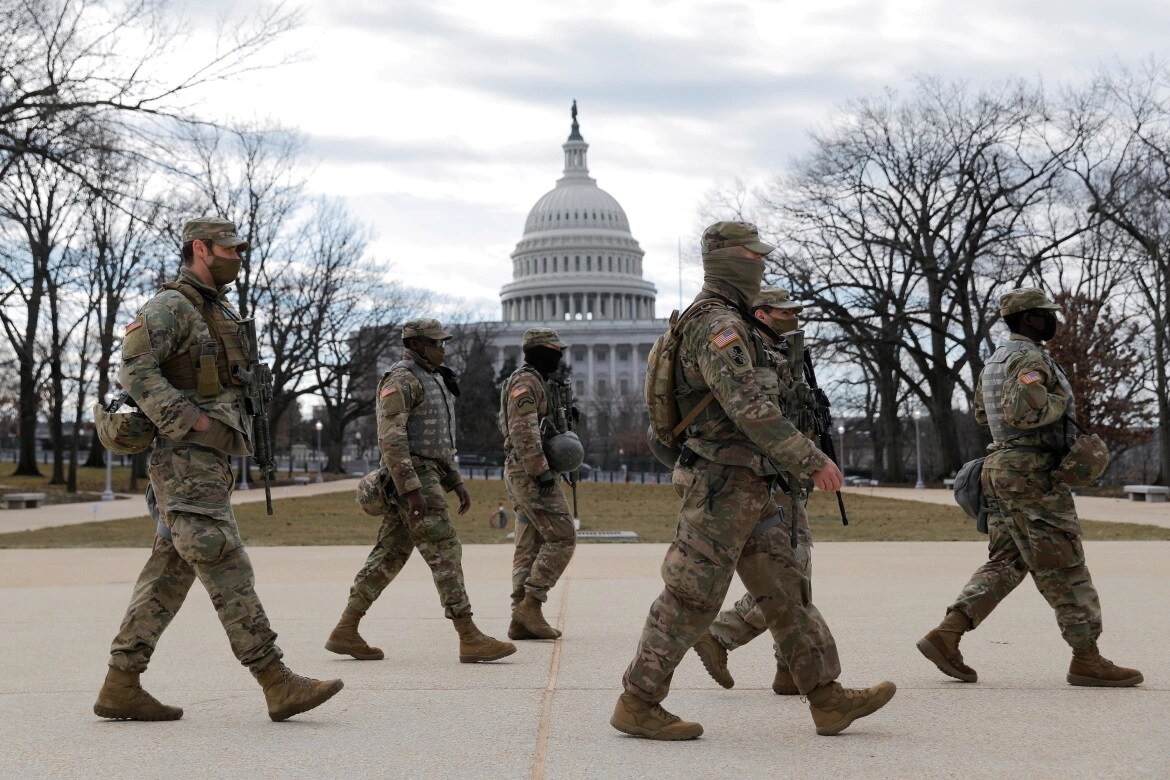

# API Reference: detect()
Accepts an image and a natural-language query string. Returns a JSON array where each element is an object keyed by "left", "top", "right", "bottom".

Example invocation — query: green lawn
[{"left": 1, "top": 477, "right": 1166, "bottom": 548}]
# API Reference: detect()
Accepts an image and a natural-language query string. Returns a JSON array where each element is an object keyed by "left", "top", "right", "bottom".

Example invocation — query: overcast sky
[{"left": 182, "top": 0, "right": 1170, "bottom": 317}]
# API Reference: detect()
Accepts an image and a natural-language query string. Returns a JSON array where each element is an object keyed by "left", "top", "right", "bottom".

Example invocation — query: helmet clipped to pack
[
  {"left": 543, "top": 430, "right": 584, "bottom": 474},
  {"left": 93, "top": 393, "right": 156, "bottom": 455},
  {"left": 1053, "top": 433, "right": 1110, "bottom": 487}
]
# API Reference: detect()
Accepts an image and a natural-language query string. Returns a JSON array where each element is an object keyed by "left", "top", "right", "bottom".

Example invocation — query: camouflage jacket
[
  {"left": 676, "top": 281, "right": 827, "bottom": 479},
  {"left": 758, "top": 332, "right": 815, "bottom": 495},
  {"left": 500, "top": 365, "right": 550, "bottom": 477},
  {"left": 377, "top": 349, "right": 462, "bottom": 495},
  {"left": 975, "top": 334, "right": 1074, "bottom": 460},
  {"left": 119, "top": 268, "right": 251, "bottom": 455}
]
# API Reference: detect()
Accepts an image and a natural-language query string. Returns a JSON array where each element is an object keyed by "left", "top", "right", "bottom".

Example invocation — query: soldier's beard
[{"left": 702, "top": 250, "right": 763, "bottom": 306}]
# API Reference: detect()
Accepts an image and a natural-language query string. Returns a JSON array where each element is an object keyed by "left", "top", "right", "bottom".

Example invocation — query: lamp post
[
  {"left": 838, "top": 424, "right": 846, "bottom": 475},
  {"left": 355, "top": 431, "right": 364, "bottom": 474},
  {"left": 238, "top": 456, "right": 250, "bottom": 490},
  {"left": 101, "top": 392, "right": 115, "bottom": 501},
  {"left": 315, "top": 421, "right": 324, "bottom": 483},
  {"left": 913, "top": 411, "right": 925, "bottom": 489}
]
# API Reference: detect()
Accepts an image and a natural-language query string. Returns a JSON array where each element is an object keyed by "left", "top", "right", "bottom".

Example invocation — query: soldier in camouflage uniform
[
  {"left": 917, "top": 288, "right": 1142, "bottom": 687},
  {"left": 95, "top": 217, "right": 343, "bottom": 723},
  {"left": 611, "top": 222, "right": 896, "bottom": 741},
  {"left": 500, "top": 327, "right": 576, "bottom": 641},
  {"left": 691, "top": 286, "right": 828, "bottom": 697},
  {"left": 326, "top": 319, "right": 516, "bottom": 664}
]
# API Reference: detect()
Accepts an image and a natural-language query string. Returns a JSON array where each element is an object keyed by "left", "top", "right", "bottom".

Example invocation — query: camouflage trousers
[
  {"left": 108, "top": 443, "right": 281, "bottom": 677},
  {"left": 708, "top": 491, "right": 820, "bottom": 668},
  {"left": 948, "top": 452, "right": 1102, "bottom": 649},
  {"left": 505, "top": 457, "right": 576, "bottom": 608},
  {"left": 623, "top": 460, "right": 841, "bottom": 703},
  {"left": 346, "top": 462, "right": 471, "bottom": 620}
]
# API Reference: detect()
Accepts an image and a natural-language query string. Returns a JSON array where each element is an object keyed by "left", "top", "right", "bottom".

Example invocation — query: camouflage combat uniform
[
  {"left": 344, "top": 348, "right": 472, "bottom": 619},
  {"left": 947, "top": 332, "right": 1102, "bottom": 648},
  {"left": 622, "top": 278, "right": 842, "bottom": 704},
  {"left": 706, "top": 327, "right": 824, "bottom": 666},
  {"left": 501, "top": 365, "right": 576, "bottom": 608},
  {"left": 107, "top": 267, "right": 282, "bottom": 678}
]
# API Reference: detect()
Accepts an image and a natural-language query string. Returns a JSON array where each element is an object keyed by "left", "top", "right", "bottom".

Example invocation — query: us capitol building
[{"left": 490, "top": 105, "right": 665, "bottom": 399}]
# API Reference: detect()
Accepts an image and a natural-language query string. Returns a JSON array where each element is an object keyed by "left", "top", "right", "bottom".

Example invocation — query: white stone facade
[{"left": 491, "top": 108, "right": 666, "bottom": 398}]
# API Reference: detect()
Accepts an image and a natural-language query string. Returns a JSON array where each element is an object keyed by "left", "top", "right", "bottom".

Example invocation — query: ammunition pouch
[{"left": 159, "top": 281, "right": 249, "bottom": 396}]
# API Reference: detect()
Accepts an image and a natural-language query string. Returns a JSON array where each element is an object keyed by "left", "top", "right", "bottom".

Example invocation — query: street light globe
[
  {"left": 913, "top": 410, "right": 921, "bottom": 419},
  {"left": 838, "top": 425, "right": 844, "bottom": 435},
  {"left": 315, "top": 421, "right": 323, "bottom": 431}
]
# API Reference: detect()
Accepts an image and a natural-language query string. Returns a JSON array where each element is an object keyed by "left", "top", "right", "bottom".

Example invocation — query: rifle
[
  {"left": 546, "top": 376, "right": 579, "bottom": 521},
  {"left": 234, "top": 319, "right": 275, "bottom": 515},
  {"left": 786, "top": 330, "right": 849, "bottom": 526}
]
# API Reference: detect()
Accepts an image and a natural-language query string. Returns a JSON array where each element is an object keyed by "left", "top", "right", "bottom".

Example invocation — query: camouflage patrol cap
[
  {"left": 401, "top": 318, "right": 453, "bottom": 342},
  {"left": 754, "top": 285, "right": 804, "bottom": 311},
  {"left": 701, "top": 221, "right": 775, "bottom": 255},
  {"left": 522, "top": 327, "right": 567, "bottom": 350},
  {"left": 93, "top": 402, "right": 156, "bottom": 455},
  {"left": 999, "top": 287, "right": 1060, "bottom": 317},
  {"left": 181, "top": 216, "right": 250, "bottom": 251}
]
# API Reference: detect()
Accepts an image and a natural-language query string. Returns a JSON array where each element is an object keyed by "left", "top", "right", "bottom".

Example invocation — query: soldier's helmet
[
  {"left": 543, "top": 430, "right": 584, "bottom": 473},
  {"left": 754, "top": 286, "right": 804, "bottom": 311},
  {"left": 999, "top": 287, "right": 1060, "bottom": 318},
  {"left": 523, "top": 327, "right": 568, "bottom": 350},
  {"left": 701, "top": 221, "right": 776, "bottom": 255},
  {"left": 93, "top": 400, "right": 156, "bottom": 455},
  {"left": 401, "top": 318, "right": 454, "bottom": 342},
  {"left": 1053, "top": 433, "right": 1110, "bottom": 487}
]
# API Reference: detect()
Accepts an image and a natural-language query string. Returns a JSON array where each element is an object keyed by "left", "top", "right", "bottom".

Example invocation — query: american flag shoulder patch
[
  {"left": 712, "top": 329, "right": 740, "bottom": 348},
  {"left": 1019, "top": 370, "right": 1042, "bottom": 385},
  {"left": 125, "top": 317, "right": 143, "bottom": 333},
  {"left": 380, "top": 385, "right": 398, "bottom": 398},
  {"left": 512, "top": 385, "right": 530, "bottom": 398}
]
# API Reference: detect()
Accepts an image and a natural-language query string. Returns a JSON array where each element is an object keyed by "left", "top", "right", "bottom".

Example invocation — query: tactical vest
[
  {"left": 498, "top": 366, "right": 548, "bottom": 443},
  {"left": 393, "top": 358, "right": 456, "bottom": 461},
  {"left": 157, "top": 281, "right": 250, "bottom": 397},
  {"left": 982, "top": 339, "right": 1075, "bottom": 452}
]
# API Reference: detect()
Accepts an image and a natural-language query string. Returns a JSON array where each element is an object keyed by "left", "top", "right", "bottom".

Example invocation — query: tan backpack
[{"left": 645, "top": 302, "right": 717, "bottom": 452}]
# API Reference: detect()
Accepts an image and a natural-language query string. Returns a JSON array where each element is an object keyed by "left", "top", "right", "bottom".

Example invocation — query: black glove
[{"left": 536, "top": 470, "right": 557, "bottom": 497}]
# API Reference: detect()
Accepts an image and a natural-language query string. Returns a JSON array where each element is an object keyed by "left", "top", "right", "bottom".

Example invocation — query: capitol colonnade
[{"left": 491, "top": 103, "right": 665, "bottom": 402}]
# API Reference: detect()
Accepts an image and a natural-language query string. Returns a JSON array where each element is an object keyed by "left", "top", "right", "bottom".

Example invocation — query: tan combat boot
[
  {"left": 610, "top": 692, "right": 703, "bottom": 740},
  {"left": 806, "top": 680, "right": 897, "bottom": 736},
  {"left": 772, "top": 666, "right": 799, "bottom": 696},
  {"left": 511, "top": 593, "right": 561, "bottom": 639},
  {"left": 693, "top": 631, "right": 734, "bottom": 688},
  {"left": 325, "top": 608, "right": 384, "bottom": 660},
  {"left": 507, "top": 618, "right": 539, "bottom": 640},
  {"left": 916, "top": 610, "right": 977, "bottom": 682},
  {"left": 93, "top": 667, "right": 183, "bottom": 721},
  {"left": 453, "top": 616, "right": 517, "bottom": 663},
  {"left": 256, "top": 662, "right": 344, "bottom": 722},
  {"left": 1067, "top": 644, "right": 1143, "bottom": 687}
]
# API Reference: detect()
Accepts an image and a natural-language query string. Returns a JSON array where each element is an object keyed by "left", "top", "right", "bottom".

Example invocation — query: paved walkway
[
  {"left": 0, "top": 478, "right": 360, "bottom": 534},
  {"left": 844, "top": 485, "right": 1170, "bottom": 529},
  {"left": 0, "top": 542, "right": 1166, "bottom": 778}
]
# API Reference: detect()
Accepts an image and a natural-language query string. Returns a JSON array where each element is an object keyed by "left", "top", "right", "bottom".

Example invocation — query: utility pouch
[{"left": 194, "top": 341, "right": 222, "bottom": 397}]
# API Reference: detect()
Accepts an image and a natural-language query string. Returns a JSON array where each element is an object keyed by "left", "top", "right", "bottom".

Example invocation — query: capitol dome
[{"left": 500, "top": 104, "right": 657, "bottom": 324}]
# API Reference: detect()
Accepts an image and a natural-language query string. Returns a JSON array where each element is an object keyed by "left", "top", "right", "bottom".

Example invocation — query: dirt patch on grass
[{"left": 0, "top": 478, "right": 1165, "bottom": 548}]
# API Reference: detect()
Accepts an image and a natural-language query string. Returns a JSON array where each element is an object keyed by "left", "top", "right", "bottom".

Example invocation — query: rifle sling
[{"left": 672, "top": 391, "right": 716, "bottom": 438}]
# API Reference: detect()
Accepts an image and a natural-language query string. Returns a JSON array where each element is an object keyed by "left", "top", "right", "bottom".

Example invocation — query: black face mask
[
  {"left": 1034, "top": 312, "right": 1058, "bottom": 342},
  {"left": 524, "top": 346, "right": 563, "bottom": 377}
]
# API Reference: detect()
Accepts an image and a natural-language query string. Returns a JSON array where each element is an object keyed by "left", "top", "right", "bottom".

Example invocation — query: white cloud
[{"left": 164, "top": 0, "right": 1170, "bottom": 312}]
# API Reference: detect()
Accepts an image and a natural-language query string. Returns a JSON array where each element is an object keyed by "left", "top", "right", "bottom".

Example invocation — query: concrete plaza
[{"left": 1, "top": 541, "right": 1166, "bottom": 778}]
